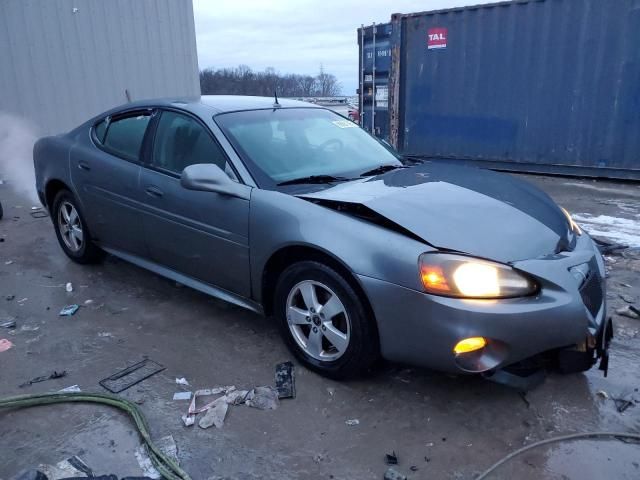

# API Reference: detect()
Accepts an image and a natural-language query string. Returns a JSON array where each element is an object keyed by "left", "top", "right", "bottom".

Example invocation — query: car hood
[{"left": 298, "top": 163, "right": 573, "bottom": 263}]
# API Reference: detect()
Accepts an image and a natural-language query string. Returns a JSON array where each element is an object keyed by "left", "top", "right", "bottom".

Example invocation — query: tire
[
  {"left": 274, "top": 261, "right": 379, "bottom": 379},
  {"left": 52, "top": 189, "right": 104, "bottom": 264}
]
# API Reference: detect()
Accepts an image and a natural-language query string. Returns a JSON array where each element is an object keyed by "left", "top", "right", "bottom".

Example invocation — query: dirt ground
[{"left": 0, "top": 173, "right": 638, "bottom": 480}]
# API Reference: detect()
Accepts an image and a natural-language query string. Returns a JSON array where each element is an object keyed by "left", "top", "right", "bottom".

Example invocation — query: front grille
[{"left": 580, "top": 270, "right": 603, "bottom": 318}]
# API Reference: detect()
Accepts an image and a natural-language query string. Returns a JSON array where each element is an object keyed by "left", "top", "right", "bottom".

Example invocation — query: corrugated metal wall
[
  {"left": 359, "top": 0, "right": 640, "bottom": 179},
  {"left": 0, "top": 0, "right": 200, "bottom": 135}
]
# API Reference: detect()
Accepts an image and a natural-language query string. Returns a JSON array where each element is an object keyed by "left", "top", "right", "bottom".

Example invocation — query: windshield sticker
[{"left": 332, "top": 120, "right": 357, "bottom": 128}]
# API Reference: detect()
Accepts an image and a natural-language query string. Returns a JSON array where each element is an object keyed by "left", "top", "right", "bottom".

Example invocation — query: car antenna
[{"left": 273, "top": 90, "right": 281, "bottom": 108}]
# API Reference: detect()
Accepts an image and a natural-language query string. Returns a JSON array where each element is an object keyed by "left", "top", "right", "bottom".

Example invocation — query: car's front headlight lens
[
  {"left": 561, "top": 207, "right": 582, "bottom": 235},
  {"left": 418, "top": 253, "right": 538, "bottom": 299}
]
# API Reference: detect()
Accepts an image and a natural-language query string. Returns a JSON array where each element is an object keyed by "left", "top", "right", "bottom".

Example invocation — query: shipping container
[{"left": 358, "top": 0, "right": 640, "bottom": 180}]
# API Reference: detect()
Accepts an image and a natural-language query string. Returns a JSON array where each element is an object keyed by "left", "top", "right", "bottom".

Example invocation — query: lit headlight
[
  {"left": 561, "top": 207, "right": 582, "bottom": 235},
  {"left": 418, "top": 253, "right": 538, "bottom": 299}
]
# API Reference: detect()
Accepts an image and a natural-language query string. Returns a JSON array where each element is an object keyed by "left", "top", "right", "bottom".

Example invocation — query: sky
[{"left": 193, "top": 0, "right": 496, "bottom": 95}]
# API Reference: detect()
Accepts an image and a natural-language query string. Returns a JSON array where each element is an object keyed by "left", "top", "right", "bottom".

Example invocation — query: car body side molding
[{"left": 101, "top": 247, "right": 263, "bottom": 315}]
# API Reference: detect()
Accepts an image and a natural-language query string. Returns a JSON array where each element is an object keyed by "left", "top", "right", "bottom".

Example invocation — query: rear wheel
[
  {"left": 274, "top": 261, "right": 379, "bottom": 378},
  {"left": 52, "top": 190, "right": 103, "bottom": 264}
]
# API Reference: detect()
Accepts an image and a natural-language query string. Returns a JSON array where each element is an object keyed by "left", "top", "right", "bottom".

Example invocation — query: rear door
[
  {"left": 138, "top": 109, "right": 252, "bottom": 297},
  {"left": 70, "top": 110, "right": 152, "bottom": 257}
]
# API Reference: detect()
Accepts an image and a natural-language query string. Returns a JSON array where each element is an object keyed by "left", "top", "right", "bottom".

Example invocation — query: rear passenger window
[{"left": 101, "top": 114, "right": 151, "bottom": 162}]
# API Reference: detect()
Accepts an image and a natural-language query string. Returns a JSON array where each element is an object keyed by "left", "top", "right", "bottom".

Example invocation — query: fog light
[{"left": 454, "top": 337, "right": 487, "bottom": 354}]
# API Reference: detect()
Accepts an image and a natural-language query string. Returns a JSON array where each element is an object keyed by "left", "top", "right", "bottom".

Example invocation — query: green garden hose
[{"left": 0, "top": 391, "right": 191, "bottom": 480}]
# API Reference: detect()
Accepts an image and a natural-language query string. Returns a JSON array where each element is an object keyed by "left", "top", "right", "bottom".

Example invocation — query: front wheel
[
  {"left": 274, "top": 261, "right": 379, "bottom": 379},
  {"left": 52, "top": 190, "right": 103, "bottom": 264}
]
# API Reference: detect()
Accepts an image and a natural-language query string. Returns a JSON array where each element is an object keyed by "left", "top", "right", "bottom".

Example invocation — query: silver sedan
[{"left": 34, "top": 96, "right": 611, "bottom": 379}]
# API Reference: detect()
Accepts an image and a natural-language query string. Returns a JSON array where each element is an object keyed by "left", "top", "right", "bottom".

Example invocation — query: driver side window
[{"left": 152, "top": 111, "right": 236, "bottom": 179}]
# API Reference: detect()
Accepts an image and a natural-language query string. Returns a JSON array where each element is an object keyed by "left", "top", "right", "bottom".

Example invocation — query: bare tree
[
  {"left": 316, "top": 64, "right": 342, "bottom": 97},
  {"left": 200, "top": 65, "right": 342, "bottom": 97}
]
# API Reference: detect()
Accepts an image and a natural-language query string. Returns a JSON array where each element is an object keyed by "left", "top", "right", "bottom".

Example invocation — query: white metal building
[{"left": 0, "top": 0, "right": 201, "bottom": 135}]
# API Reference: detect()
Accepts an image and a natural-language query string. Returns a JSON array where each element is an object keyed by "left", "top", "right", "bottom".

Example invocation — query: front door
[{"left": 138, "top": 109, "right": 252, "bottom": 297}]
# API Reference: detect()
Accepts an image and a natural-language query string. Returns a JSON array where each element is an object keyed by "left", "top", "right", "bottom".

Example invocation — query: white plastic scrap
[
  {"left": 175, "top": 377, "right": 190, "bottom": 386},
  {"left": 39, "top": 456, "right": 91, "bottom": 479},
  {"left": 135, "top": 435, "right": 178, "bottom": 479},
  {"left": 181, "top": 386, "right": 253, "bottom": 428},
  {"left": 245, "top": 386, "right": 279, "bottom": 410},
  {"left": 345, "top": 419, "right": 360, "bottom": 426},
  {"left": 65, "top": 282, "right": 73, "bottom": 292},
  {"left": 198, "top": 397, "right": 229, "bottom": 429},
  {"left": 58, "top": 385, "right": 81, "bottom": 393},
  {"left": 173, "top": 391, "right": 192, "bottom": 401},
  {"left": 182, "top": 386, "right": 235, "bottom": 427}
]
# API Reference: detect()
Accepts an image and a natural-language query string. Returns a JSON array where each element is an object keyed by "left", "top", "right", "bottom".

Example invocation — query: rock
[{"left": 384, "top": 467, "right": 407, "bottom": 480}]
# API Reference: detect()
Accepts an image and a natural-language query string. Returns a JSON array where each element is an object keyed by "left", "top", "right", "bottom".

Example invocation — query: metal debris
[
  {"left": 275, "top": 361, "right": 296, "bottom": 399},
  {"left": 59, "top": 304, "right": 79, "bottom": 316},
  {"left": 385, "top": 451, "right": 398, "bottom": 465},
  {"left": 0, "top": 319, "right": 16, "bottom": 329},
  {"left": 20, "top": 370, "right": 67, "bottom": 388},
  {"left": 616, "top": 306, "right": 640, "bottom": 320},
  {"left": 99, "top": 359, "right": 165, "bottom": 393}
]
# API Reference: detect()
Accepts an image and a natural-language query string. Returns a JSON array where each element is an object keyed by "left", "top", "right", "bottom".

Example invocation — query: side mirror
[{"left": 180, "top": 164, "right": 249, "bottom": 199}]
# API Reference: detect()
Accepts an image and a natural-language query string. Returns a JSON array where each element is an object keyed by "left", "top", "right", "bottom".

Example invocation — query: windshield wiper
[
  {"left": 359, "top": 164, "right": 406, "bottom": 177},
  {"left": 277, "top": 175, "right": 351, "bottom": 186},
  {"left": 401, "top": 154, "right": 428, "bottom": 165}
]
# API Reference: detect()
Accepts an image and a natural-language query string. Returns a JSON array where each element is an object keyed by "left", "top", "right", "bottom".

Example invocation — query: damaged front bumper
[{"left": 359, "top": 233, "right": 610, "bottom": 376}]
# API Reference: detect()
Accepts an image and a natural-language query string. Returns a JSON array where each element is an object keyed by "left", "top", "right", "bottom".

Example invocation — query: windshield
[{"left": 215, "top": 108, "right": 402, "bottom": 187}]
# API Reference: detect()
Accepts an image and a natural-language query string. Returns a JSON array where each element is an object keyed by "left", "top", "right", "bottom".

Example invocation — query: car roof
[{"left": 110, "top": 95, "right": 321, "bottom": 115}]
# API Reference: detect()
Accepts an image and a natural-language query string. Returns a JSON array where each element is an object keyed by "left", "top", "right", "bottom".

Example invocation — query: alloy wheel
[
  {"left": 58, "top": 200, "right": 83, "bottom": 252},
  {"left": 286, "top": 280, "right": 351, "bottom": 361}
]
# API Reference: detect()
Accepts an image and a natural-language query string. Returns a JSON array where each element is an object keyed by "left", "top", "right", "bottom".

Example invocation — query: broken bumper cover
[{"left": 359, "top": 234, "right": 608, "bottom": 374}]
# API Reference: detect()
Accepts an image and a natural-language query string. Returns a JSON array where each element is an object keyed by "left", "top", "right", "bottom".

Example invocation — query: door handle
[
  {"left": 78, "top": 161, "right": 91, "bottom": 171},
  {"left": 145, "top": 185, "right": 164, "bottom": 198}
]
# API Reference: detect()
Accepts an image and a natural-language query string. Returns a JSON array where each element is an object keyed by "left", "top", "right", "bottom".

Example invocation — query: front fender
[{"left": 249, "top": 189, "right": 432, "bottom": 303}]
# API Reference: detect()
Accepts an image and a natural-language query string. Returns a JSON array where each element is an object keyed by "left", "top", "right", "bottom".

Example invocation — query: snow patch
[{"left": 572, "top": 213, "right": 640, "bottom": 247}]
